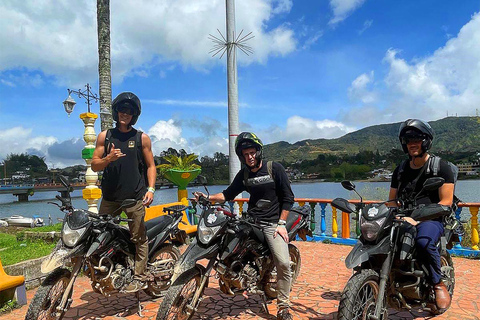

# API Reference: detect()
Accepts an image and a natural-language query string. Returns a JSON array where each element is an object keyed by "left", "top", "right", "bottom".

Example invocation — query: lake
[{"left": 0, "top": 180, "right": 478, "bottom": 234}]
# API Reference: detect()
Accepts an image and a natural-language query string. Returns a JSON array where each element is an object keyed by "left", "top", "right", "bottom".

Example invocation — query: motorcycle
[
  {"left": 331, "top": 177, "right": 461, "bottom": 320},
  {"left": 156, "top": 175, "right": 312, "bottom": 320},
  {"left": 25, "top": 175, "right": 189, "bottom": 320}
]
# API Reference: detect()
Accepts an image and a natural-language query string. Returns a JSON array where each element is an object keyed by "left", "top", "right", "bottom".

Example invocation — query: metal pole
[{"left": 226, "top": 0, "right": 241, "bottom": 183}]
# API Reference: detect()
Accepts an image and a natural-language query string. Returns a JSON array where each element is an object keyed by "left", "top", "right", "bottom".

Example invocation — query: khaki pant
[
  {"left": 99, "top": 199, "right": 148, "bottom": 277},
  {"left": 263, "top": 225, "right": 291, "bottom": 309}
]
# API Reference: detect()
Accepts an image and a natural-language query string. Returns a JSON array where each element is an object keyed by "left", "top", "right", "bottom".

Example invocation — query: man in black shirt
[
  {"left": 388, "top": 119, "right": 454, "bottom": 311},
  {"left": 195, "top": 132, "right": 295, "bottom": 320},
  {"left": 92, "top": 92, "right": 156, "bottom": 293}
]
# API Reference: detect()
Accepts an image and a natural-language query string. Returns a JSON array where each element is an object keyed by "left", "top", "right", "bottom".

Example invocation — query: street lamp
[
  {"left": 63, "top": 83, "right": 99, "bottom": 115},
  {"left": 62, "top": 83, "right": 101, "bottom": 213}
]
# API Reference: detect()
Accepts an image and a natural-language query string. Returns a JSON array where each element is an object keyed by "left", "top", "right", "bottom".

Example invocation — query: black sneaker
[
  {"left": 277, "top": 308, "right": 293, "bottom": 320},
  {"left": 124, "top": 279, "right": 147, "bottom": 293}
]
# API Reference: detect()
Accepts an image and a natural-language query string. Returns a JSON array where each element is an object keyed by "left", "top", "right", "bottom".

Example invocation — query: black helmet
[
  {"left": 235, "top": 132, "right": 263, "bottom": 165},
  {"left": 398, "top": 119, "right": 434, "bottom": 154},
  {"left": 112, "top": 92, "right": 141, "bottom": 126}
]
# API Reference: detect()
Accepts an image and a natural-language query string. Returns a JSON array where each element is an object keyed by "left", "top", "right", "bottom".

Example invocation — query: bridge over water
[{"left": 0, "top": 181, "right": 176, "bottom": 202}]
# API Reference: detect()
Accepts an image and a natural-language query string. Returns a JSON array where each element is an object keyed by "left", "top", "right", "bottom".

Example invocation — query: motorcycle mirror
[
  {"left": 121, "top": 199, "right": 137, "bottom": 209},
  {"left": 197, "top": 175, "right": 207, "bottom": 186},
  {"left": 341, "top": 180, "right": 356, "bottom": 191},
  {"left": 256, "top": 199, "right": 272, "bottom": 209},
  {"left": 422, "top": 177, "right": 445, "bottom": 191},
  {"left": 331, "top": 198, "right": 356, "bottom": 214},
  {"left": 59, "top": 175, "right": 70, "bottom": 189}
]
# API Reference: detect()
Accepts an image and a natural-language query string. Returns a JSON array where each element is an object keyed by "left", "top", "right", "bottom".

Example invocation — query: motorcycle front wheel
[
  {"left": 337, "top": 269, "right": 387, "bottom": 320},
  {"left": 144, "top": 244, "right": 181, "bottom": 297},
  {"left": 25, "top": 268, "right": 71, "bottom": 320},
  {"left": 156, "top": 266, "right": 207, "bottom": 320}
]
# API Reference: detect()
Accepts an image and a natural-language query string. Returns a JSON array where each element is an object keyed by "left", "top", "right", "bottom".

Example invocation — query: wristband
[
  {"left": 277, "top": 219, "right": 286, "bottom": 225},
  {"left": 147, "top": 187, "right": 155, "bottom": 194}
]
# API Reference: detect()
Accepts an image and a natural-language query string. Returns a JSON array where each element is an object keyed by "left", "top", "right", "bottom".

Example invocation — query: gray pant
[
  {"left": 99, "top": 199, "right": 148, "bottom": 278},
  {"left": 263, "top": 225, "right": 291, "bottom": 309}
]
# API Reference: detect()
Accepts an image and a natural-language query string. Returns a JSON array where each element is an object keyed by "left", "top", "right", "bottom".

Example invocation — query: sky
[{"left": 1, "top": 0, "right": 480, "bottom": 168}]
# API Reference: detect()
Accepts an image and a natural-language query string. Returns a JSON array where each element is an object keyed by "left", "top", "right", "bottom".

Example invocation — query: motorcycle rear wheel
[
  {"left": 264, "top": 243, "right": 302, "bottom": 299},
  {"left": 25, "top": 268, "right": 71, "bottom": 320},
  {"left": 144, "top": 244, "right": 181, "bottom": 297},
  {"left": 156, "top": 266, "right": 207, "bottom": 320},
  {"left": 338, "top": 269, "right": 387, "bottom": 320}
]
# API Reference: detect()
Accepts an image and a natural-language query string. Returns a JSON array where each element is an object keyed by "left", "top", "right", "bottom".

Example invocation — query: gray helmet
[
  {"left": 398, "top": 119, "right": 434, "bottom": 154},
  {"left": 112, "top": 92, "right": 141, "bottom": 126},
  {"left": 235, "top": 132, "right": 263, "bottom": 165}
]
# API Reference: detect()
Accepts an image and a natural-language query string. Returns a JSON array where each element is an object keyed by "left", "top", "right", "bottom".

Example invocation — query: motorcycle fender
[
  {"left": 345, "top": 236, "right": 390, "bottom": 269},
  {"left": 173, "top": 238, "right": 219, "bottom": 279},
  {"left": 41, "top": 241, "right": 77, "bottom": 274},
  {"left": 148, "top": 230, "right": 171, "bottom": 257}
]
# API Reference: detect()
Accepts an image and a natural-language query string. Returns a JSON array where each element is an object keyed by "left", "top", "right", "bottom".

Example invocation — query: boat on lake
[{"left": 0, "top": 215, "right": 44, "bottom": 228}]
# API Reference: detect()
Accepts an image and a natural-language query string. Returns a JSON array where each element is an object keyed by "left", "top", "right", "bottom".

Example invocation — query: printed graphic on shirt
[
  {"left": 245, "top": 175, "right": 274, "bottom": 187},
  {"left": 128, "top": 140, "right": 135, "bottom": 148}
]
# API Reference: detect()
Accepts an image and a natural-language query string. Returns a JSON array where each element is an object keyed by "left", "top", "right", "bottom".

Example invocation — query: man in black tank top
[{"left": 92, "top": 92, "right": 156, "bottom": 293}]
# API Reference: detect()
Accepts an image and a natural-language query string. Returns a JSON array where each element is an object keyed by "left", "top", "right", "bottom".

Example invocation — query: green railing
[{"left": 232, "top": 198, "right": 480, "bottom": 253}]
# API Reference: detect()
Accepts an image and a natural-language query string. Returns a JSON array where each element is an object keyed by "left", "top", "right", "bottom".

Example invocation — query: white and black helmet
[
  {"left": 398, "top": 119, "right": 434, "bottom": 154},
  {"left": 112, "top": 92, "right": 141, "bottom": 126}
]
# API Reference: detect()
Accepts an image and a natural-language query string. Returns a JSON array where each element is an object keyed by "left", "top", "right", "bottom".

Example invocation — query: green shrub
[
  {"left": 0, "top": 299, "right": 18, "bottom": 315},
  {"left": 461, "top": 220, "right": 472, "bottom": 248}
]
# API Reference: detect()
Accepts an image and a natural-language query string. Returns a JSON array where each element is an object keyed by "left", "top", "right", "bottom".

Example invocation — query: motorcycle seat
[{"left": 145, "top": 215, "right": 174, "bottom": 240}]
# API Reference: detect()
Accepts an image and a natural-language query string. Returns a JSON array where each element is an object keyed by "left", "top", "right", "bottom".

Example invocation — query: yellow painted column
[
  {"left": 332, "top": 207, "right": 338, "bottom": 238},
  {"left": 80, "top": 113, "right": 101, "bottom": 213},
  {"left": 238, "top": 201, "right": 245, "bottom": 214},
  {"left": 470, "top": 206, "right": 479, "bottom": 250},
  {"left": 178, "top": 188, "right": 188, "bottom": 206}
]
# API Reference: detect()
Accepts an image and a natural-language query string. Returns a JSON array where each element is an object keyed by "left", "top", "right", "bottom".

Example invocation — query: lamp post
[{"left": 63, "top": 84, "right": 102, "bottom": 213}]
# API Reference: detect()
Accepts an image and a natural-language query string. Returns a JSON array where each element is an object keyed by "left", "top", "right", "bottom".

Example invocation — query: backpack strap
[
  {"left": 102, "top": 129, "right": 113, "bottom": 158},
  {"left": 267, "top": 161, "right": 274, "bottom": 180},
  {"left": 396, "top": 159, "right": 408, "bottom": 192},
  {"left": 426, "top": 155, "right": 440, "bottom": 176}
]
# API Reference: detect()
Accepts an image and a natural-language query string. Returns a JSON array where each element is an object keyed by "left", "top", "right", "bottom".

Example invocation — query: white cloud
[
  {"left": 260, "top": 116, "right": 356, "bottom": 143},
  {"left": 0, "top": 127, "right": 57, "bottom": 161},
  {"left": 342, "top": 12, "right": 480, "bottom": 125},
  {"left": 0, "top": 0, "right": 296, "bottom": 87},
  {"left": 348, "top": 71, "right": 377, "bottom": 104},
  {"left": 358, "top": 19, "right": 373, "bottom": 35},
  {"left": 148, "top": 119, "right": 188, "bottom": 155},
  {"left": 329, "top": 0, "right": 366, "bottom": 26}
]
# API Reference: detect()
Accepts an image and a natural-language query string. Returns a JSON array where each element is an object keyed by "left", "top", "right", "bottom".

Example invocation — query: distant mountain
[{"left": 264, "top": 117, "right": 480, "bottom": 163}]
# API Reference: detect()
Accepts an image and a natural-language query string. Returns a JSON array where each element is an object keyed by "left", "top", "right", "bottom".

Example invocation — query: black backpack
[{"left": 397, "top": 155, "right": 460, "bottom": 210}]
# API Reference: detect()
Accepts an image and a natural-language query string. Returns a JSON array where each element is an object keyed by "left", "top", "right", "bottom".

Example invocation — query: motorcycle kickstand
[
  {"left": 136, "top": 291, "right": 143, "bottom": 317},
  {"left": 259, "top": 293, "right": 269, "bottom": 315}
]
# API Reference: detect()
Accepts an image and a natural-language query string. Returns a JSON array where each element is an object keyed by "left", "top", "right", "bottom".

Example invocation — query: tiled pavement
[{"left": 2, "top": 241, "right": 479, "bottom": 320}]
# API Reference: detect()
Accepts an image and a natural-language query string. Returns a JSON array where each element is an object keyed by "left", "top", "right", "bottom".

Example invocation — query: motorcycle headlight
[
  {"left": 198, "top": 219, "right": 221, "bottom": 245},
  {"left": 62, "top": 222, "right": 87, "bottom": 247},
  {"left": 360, "top": 217, "right": 386, "bottom": 242}
]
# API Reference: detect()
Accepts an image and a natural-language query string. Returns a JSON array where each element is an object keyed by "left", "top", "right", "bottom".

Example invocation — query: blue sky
[{"left": 1, "top": 0, "right": 479, "bottom": 167}]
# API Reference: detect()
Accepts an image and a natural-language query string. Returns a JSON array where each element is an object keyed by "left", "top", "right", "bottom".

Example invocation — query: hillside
[{"left": 264, "top": 117, "right": 480, "bottom": 163}]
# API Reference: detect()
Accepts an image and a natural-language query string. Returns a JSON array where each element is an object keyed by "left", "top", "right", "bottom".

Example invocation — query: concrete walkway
[{"left": 1, "top": 241, "right": 479, "bottom": 320}]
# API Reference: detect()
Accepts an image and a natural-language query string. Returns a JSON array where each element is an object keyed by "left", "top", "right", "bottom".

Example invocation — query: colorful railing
[{"left": 232, "top": 198, "right": 480, "bottom": 255}]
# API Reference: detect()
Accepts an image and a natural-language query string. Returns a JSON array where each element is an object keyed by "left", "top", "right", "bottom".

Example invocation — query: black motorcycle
[
  {"left": 25, "top": 175, "right": 188, "bottom": 320},
  {"left": 156, "top": 176, "right": 312, "bottom": 320},
  {"left": 331, "top": 177, "right": 461, "bottom": 320}
]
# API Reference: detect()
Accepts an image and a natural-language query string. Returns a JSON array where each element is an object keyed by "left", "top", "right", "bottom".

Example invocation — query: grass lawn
[
  {"left": 31, "top": 223, "right": 63, "bottom": 232},
  {"left": 0, "top": 233, "right": 55, "bottom": 266}
]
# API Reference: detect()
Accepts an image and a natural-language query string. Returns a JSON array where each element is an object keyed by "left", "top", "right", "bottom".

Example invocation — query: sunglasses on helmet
[
  {"left": 117, "top": 104, "right": 135, "bottom": 115},
  {"left": 401, "top": 131, "right": 426, "bottom": 144}
]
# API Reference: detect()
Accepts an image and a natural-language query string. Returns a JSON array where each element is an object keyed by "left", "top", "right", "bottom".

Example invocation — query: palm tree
[{"left": 97, "top": 0, "right": 113, "bottom": 131}]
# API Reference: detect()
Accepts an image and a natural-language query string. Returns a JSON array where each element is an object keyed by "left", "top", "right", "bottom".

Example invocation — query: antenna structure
[{"left": 209, "top": 29, "right": 254, "bottom": 59}]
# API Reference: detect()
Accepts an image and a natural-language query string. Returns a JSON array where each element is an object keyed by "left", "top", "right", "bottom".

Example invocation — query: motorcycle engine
[
  {"left": 95, "top": 264, "right": 133, "bottom": 294},
  {"left": 219, "top": 261, "right": 259, "bottom": 295}
]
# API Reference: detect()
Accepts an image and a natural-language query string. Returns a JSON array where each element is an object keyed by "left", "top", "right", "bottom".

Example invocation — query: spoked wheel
[
  {"left": 264, "top": 243, "right": 302, "bottom": 298},
  {"left": 144, "top": 244, "right": 181, "bottom": 297},
  {"left": 338, "top": 269, "right": 387, "bottom": 320},
  {"left": 156, "top": 266, "right": 206, "bottom": 320},
  {"left": 25, "top": 268, "right": 71, "bottom": 320}
]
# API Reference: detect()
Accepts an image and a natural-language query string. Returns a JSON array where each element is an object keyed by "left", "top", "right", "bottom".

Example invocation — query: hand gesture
[
  {"left": 274, "top": 225, "right": 289, "bottom": 243},
  {"left": 107, "top": 143, "right": 126, "bottom": 162}
]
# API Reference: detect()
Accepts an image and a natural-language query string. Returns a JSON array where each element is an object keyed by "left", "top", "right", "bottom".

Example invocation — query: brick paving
[{"left": 2, "top": 241, "right": 479, "bottom": 320}]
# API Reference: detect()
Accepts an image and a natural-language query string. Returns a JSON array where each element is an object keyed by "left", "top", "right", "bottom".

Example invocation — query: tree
[{"left": 97, "top": 0, "right": 113, "bottom": 131}]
